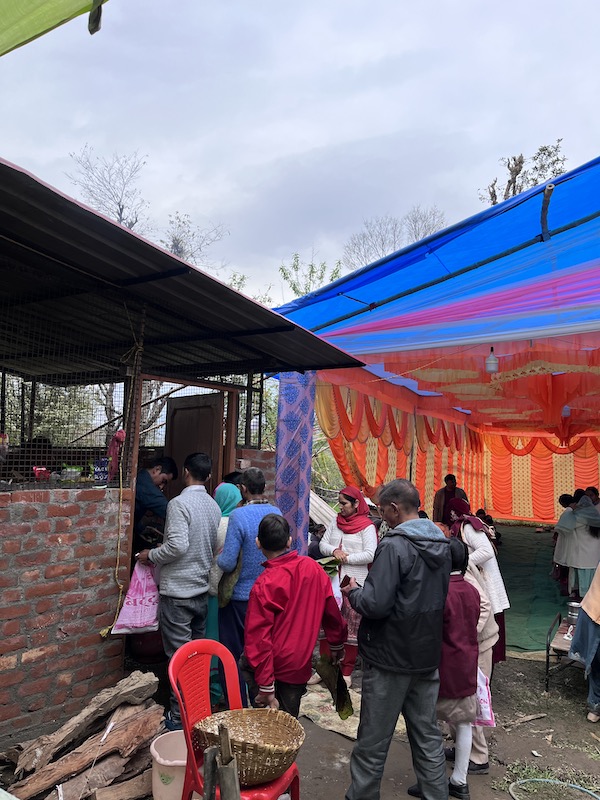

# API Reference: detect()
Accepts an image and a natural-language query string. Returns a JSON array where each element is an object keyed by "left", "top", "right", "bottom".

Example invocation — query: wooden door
[{"left": 164, "top": 393, "right": 224, "bottom": 499}]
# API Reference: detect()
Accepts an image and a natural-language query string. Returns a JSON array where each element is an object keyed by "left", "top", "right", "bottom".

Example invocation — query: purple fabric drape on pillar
[{"left": 275, "top": 371, "right": 316, "bottom": 553}]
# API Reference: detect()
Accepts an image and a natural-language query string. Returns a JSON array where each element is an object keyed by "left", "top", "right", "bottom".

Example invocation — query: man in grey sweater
[{"left": 137, "top": 451, "right": 221, "bottom": 729}]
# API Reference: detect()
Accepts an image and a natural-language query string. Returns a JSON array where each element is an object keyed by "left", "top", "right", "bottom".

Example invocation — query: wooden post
[
  {"left": 202, "top": 745, "right": 219, "bottom": 800},
  {"left": 216, "top": 724, "right": 241, "bottom": 800},
  {"left": 223, "top": 390, "right": 239, "bottom": 476}
]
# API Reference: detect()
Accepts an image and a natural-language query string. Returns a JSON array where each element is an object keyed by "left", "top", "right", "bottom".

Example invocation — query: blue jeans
[
  {"left": 159, "top": 593, "right": 209, "bottom": 723},
  {"left": 345, "top": 663, "right": 448, "bottom": 800}
]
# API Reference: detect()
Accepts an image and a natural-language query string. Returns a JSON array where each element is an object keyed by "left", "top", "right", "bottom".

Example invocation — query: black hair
[
  {"left": 242, "top": 467, "right": 265, "bottom": 495},
  {"left": 475, "top": 508, "right": 486, "bottom": 519},
  {"left": 559, "top": 494, "right": 574, "bottom": 508},
  {"left": 586, "top": 486, "right": 599, "bottom": 497},
  {"left": 183, "top": 452, "right": 211, "bottom": 481},
  {"left": 444, "top": 474, "right": 456, "bottom": 483},
  {"left": 379, "top": 479, "right": 420, "bottom": 513},
  {"left": 340, "top": 491, "right": 359, "bottom": 505},
  {"left": 484, "top": 514, "right": 495, "bottom": 527},
  {"left": 147, "top": 456, "right": 178, "bottom": 480},
  {"left": 223, "top": 470, "right": 243, "bottom": 485},
  {"left": 573, "top": 488, "right": 586, "bottom": 503},
  {"left": 258, "top": 514, "right": 290, "bottom": 551},
  {"left": 449, "top": 536, "right": 469, "bottom": 574}
]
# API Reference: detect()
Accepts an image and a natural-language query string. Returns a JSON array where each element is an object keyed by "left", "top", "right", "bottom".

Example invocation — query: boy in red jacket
[{"left": 241, "top": 513, "right": 347, "bottom": 717}]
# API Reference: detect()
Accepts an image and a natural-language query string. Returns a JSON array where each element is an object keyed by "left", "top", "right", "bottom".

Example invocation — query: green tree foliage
[
  {"left": 279, "top": 252, "right": 342, "bottom": 298},
  {"left": 481, "top": 139, "right": 567, "bottom": 205}
]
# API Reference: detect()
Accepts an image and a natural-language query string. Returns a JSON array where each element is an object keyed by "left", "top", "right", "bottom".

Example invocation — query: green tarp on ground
[
  {"left": 0, "top": 0, "right": 107, "bottom": 57},
  {"left": 499, "top": 525, "right": 567, "bottom": 652}
]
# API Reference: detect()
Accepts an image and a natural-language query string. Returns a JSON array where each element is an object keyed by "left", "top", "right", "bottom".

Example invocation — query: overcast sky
[{"left": 1, "top": 1, "right": 598, "bottom": 303}]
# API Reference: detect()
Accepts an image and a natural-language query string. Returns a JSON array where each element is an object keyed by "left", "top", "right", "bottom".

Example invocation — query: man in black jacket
[{"left": 342, "top": 479, "right": 452, "bottom": 800}]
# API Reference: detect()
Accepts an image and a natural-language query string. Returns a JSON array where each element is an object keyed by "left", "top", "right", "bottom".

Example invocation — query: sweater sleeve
[
  {"left": 319, "top": 521, "right": 340, "bottom": 557},
  {"left": 217, "top": 511, "right": 243, "bottom": 573},
  {"left": 463, "top": 523, "right": 495, "bottom": 567},
  {"left": 244, "top": 582, "right": 276, "bottom": 692},
  {"left": 149, "top": 499, "right": 190, "bottom": 565}
]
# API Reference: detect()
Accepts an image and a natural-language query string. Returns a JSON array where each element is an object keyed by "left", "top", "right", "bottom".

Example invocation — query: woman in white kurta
[
  {"left": 447, "top": 497, "right": 510, "bottom": 663},
  {"left": 319, "top": 486, "right": 377, "bottom": 685}
]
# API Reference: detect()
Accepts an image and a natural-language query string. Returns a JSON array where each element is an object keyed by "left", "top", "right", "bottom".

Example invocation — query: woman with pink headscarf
[
  {"left": 447, "top": 497, "right": 510, "bottom": 664},
  {"left": 318, "top": 486, "right": 378, "bottom": 686}
]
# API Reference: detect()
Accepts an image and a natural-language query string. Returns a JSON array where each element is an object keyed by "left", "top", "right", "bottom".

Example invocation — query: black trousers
[{"left": 239, "top": 653, "right": 306, "bottom": 717}]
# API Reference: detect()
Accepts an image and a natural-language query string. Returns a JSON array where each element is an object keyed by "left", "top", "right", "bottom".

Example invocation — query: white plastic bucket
[{"left": 150, "top": 730, "right": 201, "bottom": 800}]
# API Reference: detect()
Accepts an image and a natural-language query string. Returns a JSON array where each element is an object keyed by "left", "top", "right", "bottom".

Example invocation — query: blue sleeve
[
  {"left": 136, "top": 476, "right": 169, "bottom": 519},
  {"left": 217, "top": 510, "right": 243, "bottom": 572}
]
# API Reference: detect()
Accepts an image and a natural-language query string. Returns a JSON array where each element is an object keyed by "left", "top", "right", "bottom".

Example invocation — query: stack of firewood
[{"left": 1, "top": 672, "right": 164, "bottom": 800}]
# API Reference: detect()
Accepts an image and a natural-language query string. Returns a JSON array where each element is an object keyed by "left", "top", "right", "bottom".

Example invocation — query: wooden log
[
  {"left": 109, "top": 747, "right": 153, "bottom": 783},
  {"left": 10, "top": 703, "right": 163, "bottom": 800},
  {"left": 90, "top": 768, "right": 152, "bottom": 800},
  {"left": 216, "top": 726, "right": 240, "bottom": 800},
  {"left": 203, "top": 746, "right": 219, "bottom": 800},
  {"left": 42, "top": 754, "right": 128, "bottom": 800},
  {"left": 16, "top": 671, "right": 159, "bottom": 775}
]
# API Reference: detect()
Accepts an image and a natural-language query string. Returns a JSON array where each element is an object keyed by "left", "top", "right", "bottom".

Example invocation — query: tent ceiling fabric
[
  {"left": 0, "top": 0, "right": 107, "bottom": 57},
  {"left": 277, "top": 157, "right": 600, "bottom": 438}
]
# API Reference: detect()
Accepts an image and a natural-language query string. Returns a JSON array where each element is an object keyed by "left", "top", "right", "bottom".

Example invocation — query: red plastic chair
[{"left": 168, "top": 639, "right": 300, "bottom": 800}]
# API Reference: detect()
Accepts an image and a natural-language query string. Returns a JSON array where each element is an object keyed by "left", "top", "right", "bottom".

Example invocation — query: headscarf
[
  {"left": 214, "top": 482, "right": 242, "bottom": 517},
  {"left": 336, "top": 486, "right": 372, "bottom": 534},
  {"left": 447, "top": 497, "right": 488, "bottom": 538}
]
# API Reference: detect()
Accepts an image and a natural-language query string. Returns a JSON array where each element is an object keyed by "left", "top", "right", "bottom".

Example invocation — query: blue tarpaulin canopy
[{"left": 277, "top": 157, "right": 600, "bottom": 436}]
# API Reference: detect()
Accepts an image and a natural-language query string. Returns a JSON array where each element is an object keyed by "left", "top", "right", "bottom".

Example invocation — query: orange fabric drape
[{"left": 531, "top": 454, "right": 556, "bottom": 520}]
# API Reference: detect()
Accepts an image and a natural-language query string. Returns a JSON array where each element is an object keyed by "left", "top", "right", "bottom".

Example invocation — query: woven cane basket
[{"left": 192, "top": 708, "right": 305, "bottom": 786}]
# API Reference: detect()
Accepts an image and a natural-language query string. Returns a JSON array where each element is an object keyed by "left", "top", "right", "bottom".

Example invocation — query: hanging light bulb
[
  {"left": 561, "top": 405, "right": 571, "bottom": 418},
  {"left": 485, "top": 346, "right": 499, "bottom": 374}
]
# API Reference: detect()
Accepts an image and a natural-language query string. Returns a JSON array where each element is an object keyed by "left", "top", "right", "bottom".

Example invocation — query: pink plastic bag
[
  {"left": 474, "top": 667, "right": 495, "bottom": 727},
  {"left": 112, "top": 562, "right": 159, "bottom": 634}
]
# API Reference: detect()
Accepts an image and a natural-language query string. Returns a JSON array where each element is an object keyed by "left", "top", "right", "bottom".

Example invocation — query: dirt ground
[{"left": 296, "top": 655, "right": 600, "bottom": 799}]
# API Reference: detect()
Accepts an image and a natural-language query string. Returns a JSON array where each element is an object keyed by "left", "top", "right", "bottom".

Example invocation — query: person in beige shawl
[{"left": 569, "top": 560, "right": 600, "bottom": 722}]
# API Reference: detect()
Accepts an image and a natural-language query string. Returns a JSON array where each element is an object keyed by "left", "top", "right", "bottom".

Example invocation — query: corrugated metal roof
[{"left": 0, "top": 159, "right": 362, "bottom": 385}]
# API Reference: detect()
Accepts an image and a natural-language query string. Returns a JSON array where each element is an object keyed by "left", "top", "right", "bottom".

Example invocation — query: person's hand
[
  {"left": 254, "top": 692, "right": 279, "bottom": 710},
  {"left": 330, "top": 647, "right": 345, "bottom": 666},
  {"left": 340, "top": 576, "right": 358, "bottom": 595},
  {"left": 136, "top": 549, "right": 151, "bottom": 565},
  {"left": 333, "top": 548, "right": 348, "bottom": 563}
]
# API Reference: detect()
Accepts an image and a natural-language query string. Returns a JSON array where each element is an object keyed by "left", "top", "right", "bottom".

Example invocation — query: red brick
[
  {"left": 0, "top": 638, "right": 27, "bottom": 656},
  {"left": 15, "top": 551, "right": 51, "bottom": 568},
  {"left": 56, "top": 672, "right": 73, "bottom": 687},
  {"left": 0, "top": 523, "right": 31, "bottom": 537},
  {"left": 59, "top": 621, "right": 90, "bottom": 637},
  {"left": 0, "top": 557, "right": 9, "bottom": 570},
  {"left": 2, "top": 540, "right": 21, "bottom": 554},
  {"left": 2, "top": 669, "right": 26, "bottom": 688},
  {"left": 49, "top": 689, "right": 69, "bottom": 705},
  {"left": 20, "top": 569, "right": 41, "bottom": 583},
  {"left": 57, "top": 547, "right": 75, "bottom": 561},
  {"left": 75, "top": 489, "right": 105, "bottom": 502},
  {"left": 17, "top": 677, "right": 54, "bottom": 697},
  {"left": 79, "top": 530, "right": 96, "bottom": 543},
  {"left": 0, "top": 493, "right": 10, "bottom": 508},
  {"left": 48, "top": 504, "right": 80, "bottom": 518},
  {"left": 24, "top": 582, "right": 63, "bottom": 599},
  {"left": 21, "top": 506, "right": 40, "bottom": 521},
  {"left": 48, "top": 532, "right": 78, "bottom": 544},
  {"left": 44, "top": 563, "right": 79, "bottom": 579},
  {"left": 23, "top": 537, "right": 41, "bottom": 551},
  {"left": 21, "top": 645, "right": 60, "bottom": 664},
  {"left": 2, "top": 589, "right": 23, "bottom": 603},
  {"left": 59, "top": 592, "right": 87, "bottom": 606},
  {"left": 78, "top": 515, "right": 105, "bottom": 527},
  {"left": 11, "top": 490, "right": 50, "bottom": 503},
  {"left": 0, "top": 574, "right": 15, "bottom": 588},
  {"left": 1, "top": 620, "right": 21, "bottom": 636},
  {"left": 53, "top": 519, "right": 74, "bottom": 533},
  {"left": 0, "top": 703, "right": 22, "bottom": 722},
  {"left": 35, "top": 598, "right": 55, "bottom": 613},
  {"left": 31, "top": 630, "right": 50, "bottom": 646},
  {"left": 0, "top": 654, "right": 18, "bottom": 672},
  {"left": 81, "top": 575, "right": 106, "bottom": 588},
  {"left": 72, "top": 682, "right": 90, "bottom": 698},
  {"left": 33, "top": 520, "right": 51, "bottom": 533},
  {"left": 0, "top": 604, "right": 30, "bottom": 620},
  {"left": 27, "top": 611, "right": 60, "bottom": 630},
  {"left": 0, "top": 509, "right": 9, "bottom": 522},
  {"left": 27, "top": 696, "right": 50, "bottom": 711},
  {"left": 74, "top": 544, "right": 106, "bottom": 559}
]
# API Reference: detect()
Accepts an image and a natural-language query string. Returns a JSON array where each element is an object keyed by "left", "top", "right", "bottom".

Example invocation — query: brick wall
[
  {"left": 235, "top": 448, "right": 276, "bottom": 502},
  {"left": 0, "top": 488, "right": 131, "bottom": 747}
]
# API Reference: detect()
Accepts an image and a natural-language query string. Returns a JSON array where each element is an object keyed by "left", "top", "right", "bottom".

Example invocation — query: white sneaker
[
  {"left": 277, "top": 794, "right": 291, "bottom": 800},
  {"left": 343, "top": 675, "right": 352, "bottom": 688},
  {"left": 307, "top": 672, "right": 322, "bottom": 685}
]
